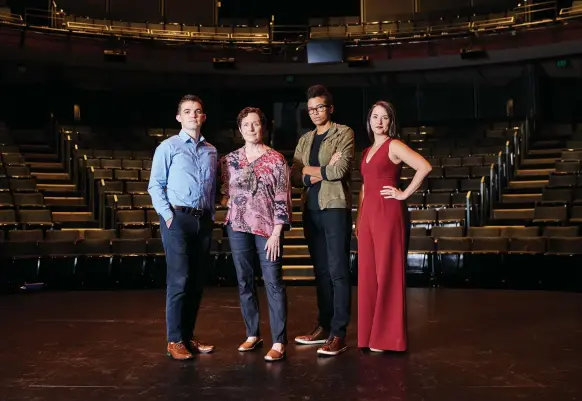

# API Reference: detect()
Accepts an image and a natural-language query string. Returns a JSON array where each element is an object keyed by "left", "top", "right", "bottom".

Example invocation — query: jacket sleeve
[
  {"left": 321, "top": 127, "right": 355, "bottom": 181},
  {"left": 290, "top": 136, "right": 307, "bottom": 188}
]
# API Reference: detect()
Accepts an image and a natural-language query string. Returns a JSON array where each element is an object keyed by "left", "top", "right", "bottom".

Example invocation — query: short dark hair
[
  {"left": 237, "top": 107, "right": 267, "bottom": 132},
  {"left": 306, "top": 84, "right": 333, "bottom": 106},
  {"left": 367, "top": 101, "right": 399, "bottom": 142},
  {"left": 177, "top": 94, "right": 204, "bottom": 115}
]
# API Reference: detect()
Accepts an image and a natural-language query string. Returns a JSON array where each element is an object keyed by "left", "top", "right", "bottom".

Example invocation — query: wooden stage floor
[{"left": 0, "top": 286, "right": 581, "bottom": 401}]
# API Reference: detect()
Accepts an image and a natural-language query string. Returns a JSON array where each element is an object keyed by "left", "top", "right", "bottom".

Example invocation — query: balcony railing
[{"left": 6, "top": 2, "right": 581, "bottom": 47}]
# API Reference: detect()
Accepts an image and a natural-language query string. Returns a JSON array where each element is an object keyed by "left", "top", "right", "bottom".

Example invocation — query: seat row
[
  {"left": 82, "top": 158, "right": 153, "bottom": 170},
  {"left": 0, "top": 192, "right": 46, "bottom": 208},
  {"left": 495, "top": 205, "right": 582, "bottom": 225},
  {"left": 76, "top": 148, "right": 153, "bottom": 160}
]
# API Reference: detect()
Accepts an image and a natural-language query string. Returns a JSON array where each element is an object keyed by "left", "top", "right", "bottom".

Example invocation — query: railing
[
  {"left": 513, "top": 1, "right": 559, "bottom": 26},
  {"left": 465, "top": 190, "right": 473, "bottom": 227},
  {"left": 0, "top": 12, "right": 24, "bottom": 25},
  {"left": 5, "top": 2, "right": 582, "bottom": 47},
  {"left": 557, "top": 4, "right": 582, "bottom": 20}
]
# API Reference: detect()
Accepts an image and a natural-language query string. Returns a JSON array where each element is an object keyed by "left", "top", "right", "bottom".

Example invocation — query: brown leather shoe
[
  {"left": 188, "top": 337, "right": 215, "bottom": 354},
  {"left": 167, "top": 342, "right": 194, "bottom": 360},
  {"left": 264, "top": 345, "right": 286, "bottom": 362},
  {"left": 317, "top": 336, "right": 347, "bottom": 356},
  {"left": 238, "top": 338, "right": 263, "bottom": 352},
  {"left": 294, "top": 326, "right": 329, "bottom": 345}
]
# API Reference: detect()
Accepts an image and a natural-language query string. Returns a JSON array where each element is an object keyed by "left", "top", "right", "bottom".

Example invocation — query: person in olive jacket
[{"left": 291, "top": 84, "right": 355, "bottom": 357}]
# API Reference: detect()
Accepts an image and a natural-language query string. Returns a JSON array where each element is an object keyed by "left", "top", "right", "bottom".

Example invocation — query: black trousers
[{"left": 303, "top": 208, "right": 352, "bottom": 339}]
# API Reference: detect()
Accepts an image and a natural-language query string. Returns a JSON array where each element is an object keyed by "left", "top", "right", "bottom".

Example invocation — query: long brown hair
[{"left": 367, "top": 101, "right": 398, "bottom": 143}]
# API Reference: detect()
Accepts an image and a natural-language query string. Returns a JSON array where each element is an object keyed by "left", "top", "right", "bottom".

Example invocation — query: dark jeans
[
  {"left": 226, "top": 224, "right": 288, "bottom": 345},
  {"left": 303, "top": 208, "right": 352, "bottom": 339},
  {"left": 160, "top": 211, "right": 212, "bottom": 343}
]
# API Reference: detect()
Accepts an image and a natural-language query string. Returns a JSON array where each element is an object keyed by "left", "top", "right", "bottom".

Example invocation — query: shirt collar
[{"left": 179, "top": 130, "right": 205, "bottom": 144}]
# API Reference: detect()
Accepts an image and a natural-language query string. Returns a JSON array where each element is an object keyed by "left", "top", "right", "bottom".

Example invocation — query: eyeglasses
[{"left": 307, "top": 105, "right": 328, "bottom": 115}]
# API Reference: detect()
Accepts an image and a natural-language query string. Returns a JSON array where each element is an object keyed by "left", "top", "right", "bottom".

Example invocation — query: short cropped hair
[{"left": 177, "top": 94, "right": 204, "bottom": 115}]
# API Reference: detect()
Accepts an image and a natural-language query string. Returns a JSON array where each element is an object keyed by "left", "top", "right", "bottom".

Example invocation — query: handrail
[
  {"left": 0, "top": 12, "right": 24, "bottom": 25},
  {"left": 489, "top": 163, "right": 496, "bottom": 220},
  {"left": 505, "top": 140, "right": 512, "bottom": 182},
  {"left": 98, "top": 179, "right": 105, "bottom": 228},
  {"left": 497, "top": 151, "right": 504, "bottom": 202},
  {"left": 479, "top": 176, "right": 486, "bottom": 225},
  {"left": 465, "top": 190, "right": 472, "bottom": 228},
  {"left": 558, "top": 5, "right": 582, "bottom": 20}
]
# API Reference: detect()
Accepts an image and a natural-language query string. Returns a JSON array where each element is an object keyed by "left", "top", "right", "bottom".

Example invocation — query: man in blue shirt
[{"left": 148, "top": 94, "right": 217, "bottom": 360}]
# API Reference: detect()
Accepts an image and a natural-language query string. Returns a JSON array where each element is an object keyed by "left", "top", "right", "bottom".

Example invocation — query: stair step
[
  {"left": 515, "top": 168, "right": 554, "bottom": 177},
  {"left": 27, "top": 162, "right": 63, "bottom": 172},
  {"left": 492, "top": 208, "right": 535, "bottom": 221},
  {"left": 508, "top": 180, "right": 548, "bottom": 189},
  {"left": 528, "top": 149, "right": 562, "bottom": 157},
  {"left": 23, "top": 153, "right": 60, "bottom": 162},
  {"left": 56, "top": 220, "right": 100, "bottom": 229},
  {"left": 44, "top": 196, "right": 86, "bottom": 206},
  {"left": 521, "top": 158, "right": 558, "bottom": 167},
  {"left": 282, "top": 265, "right": 314, "bottom": 277},
  {"left": 282, "top": 245, "right": 310, "bottom": 257},
  {"left": 282, "top": 276, "right": 316, "bottom": 283},
  {"left": 52, "top": 212, "right": 94, "bottom": 222},
  {"left": 19, "top": 144, "right": 53, "bottom": 154},
  {"left": 531, "top": 140, "right": 565, "bottom": 149},
  {"left": 37, "top": 183, "right": 77, "bottom": 192},
  {"left": 502, "top": 193, "right": 542, "bottom": 203},
  {"left": 31, "top": 172, "right": 70, "bottom": 181}
]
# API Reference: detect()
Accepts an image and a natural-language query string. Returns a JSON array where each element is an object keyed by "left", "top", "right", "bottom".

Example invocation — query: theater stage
[{"left": 0, "top": 286, "right": 580, "bottom": 401}]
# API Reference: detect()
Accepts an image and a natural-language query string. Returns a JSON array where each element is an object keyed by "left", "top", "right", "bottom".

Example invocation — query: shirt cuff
[
  {"left": 303, "top": 175, "right": 312, "bottom": 187},
  {"left": 161, "top": 210, "right": 174, "bottom": 223},
  {"left": 321, "top": 166, "right": 328, "bottom": 181}
]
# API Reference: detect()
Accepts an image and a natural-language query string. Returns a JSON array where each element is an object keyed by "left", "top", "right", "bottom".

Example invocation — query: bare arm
[{"left": 388, "top": 140, "right": 432, "bottom": 199}]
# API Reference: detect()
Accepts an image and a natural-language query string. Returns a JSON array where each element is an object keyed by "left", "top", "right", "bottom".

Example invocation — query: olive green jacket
[{"left": 290, "top": 122, "right": 355, "bottom": 210}]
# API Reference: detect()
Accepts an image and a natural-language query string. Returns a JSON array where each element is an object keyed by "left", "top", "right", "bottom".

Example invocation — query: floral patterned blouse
[{"left": 220, "top": 147, "right": 292, "bottom": 238}]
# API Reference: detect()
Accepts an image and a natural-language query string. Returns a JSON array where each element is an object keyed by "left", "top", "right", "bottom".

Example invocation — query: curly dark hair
[
  {"left": 367, "top": 101, "right": 399, "bottom": 142},
  {"left": 236, "top": 107, "right": 267, "bottom": 133},
  {"left": 306, "top": 84, "right": 334, "bottom": 106}
]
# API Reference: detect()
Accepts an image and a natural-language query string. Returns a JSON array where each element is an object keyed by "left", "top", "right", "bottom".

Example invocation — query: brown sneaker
[
  {"left": 294, "top": 326, "right": 329, "bottom": 345},
  {"left": 188, "top": 337, "right": 215, "bottom": 354},
  {"left": 317, "top": 336, "right": 347, "bottom": 356},
  {"left": 167, "top": 342, "right": 194, "bottom": 360}
]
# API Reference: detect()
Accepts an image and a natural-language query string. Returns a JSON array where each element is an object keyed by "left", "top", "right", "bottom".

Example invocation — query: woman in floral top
[{"left": 220, "top": 107, "right": 291, "bottom": 362}]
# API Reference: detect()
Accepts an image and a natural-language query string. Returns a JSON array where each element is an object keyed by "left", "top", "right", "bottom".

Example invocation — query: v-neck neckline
[
  {"left": 243, "top": 146, "right": 270, "bottom": 166},
  {"left": 365, "top": 139, "right": 390, "bottom": 164}
]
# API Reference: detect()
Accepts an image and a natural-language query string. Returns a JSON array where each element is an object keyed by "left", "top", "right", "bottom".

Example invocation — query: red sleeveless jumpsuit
[{"left": 357, "top": 139, "right": 407, "bottom": 351}]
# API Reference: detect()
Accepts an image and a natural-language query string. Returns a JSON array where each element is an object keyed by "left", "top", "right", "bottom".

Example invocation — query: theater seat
[
  {"left": 39, "top": 231, "right": 79, "bottom": 289},
  {"left": 146, "top": 237, "right": 166, "bottom": 288},
  {"left": 75, "top": 237, "right": 113, "bottom": 288},
  {"left": 4, "top": 229, "right": 43, "bottom": 289},
  {"left": 112, "top": 237, "right": 148, "bottom": 288}
]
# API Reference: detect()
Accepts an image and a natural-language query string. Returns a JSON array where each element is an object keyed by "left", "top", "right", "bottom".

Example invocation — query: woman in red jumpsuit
[{"left": 356, "top": 101, "right": 432, "bottom": 352}]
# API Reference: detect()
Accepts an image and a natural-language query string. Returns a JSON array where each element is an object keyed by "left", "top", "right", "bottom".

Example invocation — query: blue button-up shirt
[{"left": 148, "top": 130, "right": 217, "bottom": 222}]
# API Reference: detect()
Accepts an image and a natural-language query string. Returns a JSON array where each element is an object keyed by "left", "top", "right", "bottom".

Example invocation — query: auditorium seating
[{"left": 2, "top": 118, "right": 582, "bottom": 291}]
